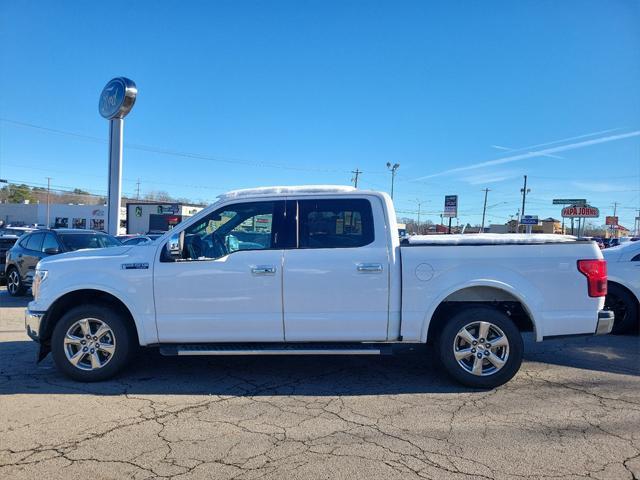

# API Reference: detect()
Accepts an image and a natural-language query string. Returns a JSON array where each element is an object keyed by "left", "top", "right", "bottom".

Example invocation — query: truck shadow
[{"left": 0, "top": 334, "right": 637, "bottom": 396}]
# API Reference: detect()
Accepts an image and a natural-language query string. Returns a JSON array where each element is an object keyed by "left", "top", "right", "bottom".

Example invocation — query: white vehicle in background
[
  {"left": 603, "top": 241, "right": 640, "bottom": 334},
  {"left": 25, "top": 186, "right": 613, "bottom": 388}
]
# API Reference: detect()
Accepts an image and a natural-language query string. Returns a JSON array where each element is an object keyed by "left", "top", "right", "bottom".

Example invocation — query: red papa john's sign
[{"left": 561, "top": 205, "right": 599, "bottom": 218}]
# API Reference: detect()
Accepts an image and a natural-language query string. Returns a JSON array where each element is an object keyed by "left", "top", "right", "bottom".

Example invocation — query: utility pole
[
  {"left": 386, "top": 162, "right": 400, "bottom": 199},
  {"left": 416, "top": 200, "right": 421, "bottom": 234},
  {"left": 480, "top": 188, "right": 490, "bottom": 232},
  {"left": 351, "top": 169, "right": 362, "bottom": 188},
  {"left": 46, "top": 177, "right": 52, "bottom": 228},
  {"left": 136, "top": 178, "right": 141, "bottom": 200},
  {"left": 519, "top": 175, "right": 530, "bottom": 233}
]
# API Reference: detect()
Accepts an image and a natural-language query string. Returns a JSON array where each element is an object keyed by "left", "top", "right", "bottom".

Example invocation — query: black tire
[
  {"left": 51, "top": 304, "right": 136, "bottom": 382},
  {"left": 606, "top": 284, "right": 639, "bottom": 335},
  {"left": 436, "top": 306, "right": 523, "bottom": 389},
  {"left": 6, "top": 267, "right": 26, "bottom": 296}
]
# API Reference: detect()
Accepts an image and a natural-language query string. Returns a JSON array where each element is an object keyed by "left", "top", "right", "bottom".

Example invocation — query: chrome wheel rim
[
  {"left": 64, "top": 318, "right": 116, "bottom": 371},
  {"left": 7, "top": 270, "right": 19, "bottom": 294},
  {"left": 453, "top": 321, "right": 509, "bottom": 377}
]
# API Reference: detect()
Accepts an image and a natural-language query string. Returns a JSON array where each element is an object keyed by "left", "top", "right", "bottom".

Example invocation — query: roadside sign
[
  {"left": 605, "top": 216, "right": 618, "bottom": 226},
  {"left": 443, "top": 195, "right": 458, "bottom": 218},
  {"left": 561, "top": 205, "right": 599, "bottom": 218},
  {"left": 553, "top": 199, "right": 587, "bottom": 205},
  {"left": 520, "top": 215, "right": 538, "bottom": 225}
]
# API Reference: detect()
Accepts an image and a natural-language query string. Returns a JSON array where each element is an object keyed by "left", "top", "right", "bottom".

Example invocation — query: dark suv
[
  {"left": 0, "top": 235, "right": 20, "bottom": 285},
  {"left": 5, "top": 229, "right": 121, "bottom": 296}
]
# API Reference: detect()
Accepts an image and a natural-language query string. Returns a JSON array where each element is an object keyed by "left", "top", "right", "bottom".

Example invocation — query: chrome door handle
[
  {"left": 251, "top": 265, "right": 276, "bottom": 275},
  {"left": 356, "top": 263, "right": 383, "bottom": 273}
]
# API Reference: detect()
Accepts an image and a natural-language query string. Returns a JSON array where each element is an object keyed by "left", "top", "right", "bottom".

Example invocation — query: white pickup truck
[{"left": 25, "top": 186, "right": 613, "bottom": 388}]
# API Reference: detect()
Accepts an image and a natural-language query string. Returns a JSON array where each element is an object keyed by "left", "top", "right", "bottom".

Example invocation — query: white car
[
  {"left": 603, "top": 241, "right": 640, "bottom": 334},
  {"left": 25, "top": 186, "right": 613, "bottom": 388}
]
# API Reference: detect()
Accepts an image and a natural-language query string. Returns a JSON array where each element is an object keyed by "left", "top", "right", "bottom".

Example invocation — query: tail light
[{"left": 577, "top": 259, "right": 607, "bottom": 297}]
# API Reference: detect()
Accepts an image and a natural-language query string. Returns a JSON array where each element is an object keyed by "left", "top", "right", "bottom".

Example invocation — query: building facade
[
  {"left": 0, "top": 203, "right": 126, "bottom": 232},
  {"left": 126, "top": 202, "right": 203, "bottom": 234}
]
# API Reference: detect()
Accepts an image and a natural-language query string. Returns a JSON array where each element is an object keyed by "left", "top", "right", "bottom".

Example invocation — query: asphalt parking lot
[{"left": 1, "top": 288, "right": 639, "bottom": 480}]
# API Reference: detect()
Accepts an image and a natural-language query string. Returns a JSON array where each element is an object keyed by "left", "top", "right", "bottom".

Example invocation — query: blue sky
[{"left": 1, "top": 0, "right": 639, "bottom": 228}]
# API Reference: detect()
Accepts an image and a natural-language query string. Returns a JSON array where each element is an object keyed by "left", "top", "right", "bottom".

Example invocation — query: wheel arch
[
  {"left": 40, "top": 289, "right": 141, "bottom": 347},
  {"left": 424, "top": 284, "right": 538, "bottom": 343},
  {"left": 608, "top": 280, "right": 640, "bottom": 307}
]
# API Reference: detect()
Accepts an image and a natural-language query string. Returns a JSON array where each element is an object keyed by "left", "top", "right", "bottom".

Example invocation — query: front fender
[{"left": 30, "top": 256, "right": 157, "bottom": 346}]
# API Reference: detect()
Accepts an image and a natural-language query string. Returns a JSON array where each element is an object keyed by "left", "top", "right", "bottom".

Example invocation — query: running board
[{"left": 159, "top": 343, "right": 393, "bottom": 356}]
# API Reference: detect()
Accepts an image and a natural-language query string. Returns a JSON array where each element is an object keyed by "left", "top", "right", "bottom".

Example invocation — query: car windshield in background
[{"left": 58, "top": 233, "right": 121, "bottom": 251}]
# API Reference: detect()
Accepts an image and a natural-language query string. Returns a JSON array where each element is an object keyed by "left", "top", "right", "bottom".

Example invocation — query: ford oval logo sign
[{"left": 99, "top": 77, "right": 137, "bottom": 119}]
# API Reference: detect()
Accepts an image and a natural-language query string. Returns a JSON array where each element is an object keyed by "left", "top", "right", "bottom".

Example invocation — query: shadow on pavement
[
  {"left": 524, "top": 333, "right": 640, "bottom": 376},
  {"left": 0, "top": 334, "right": 637, "bottom": 396},
  {"left": 0, "top": 289, "right": 31, "bottom": 308},
  {"left": 0, "top": 341, "right": 470, "bottom": 396}
]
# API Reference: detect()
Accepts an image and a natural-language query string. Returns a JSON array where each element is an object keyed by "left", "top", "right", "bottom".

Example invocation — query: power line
[{"left": 0, "top": 117, "right": 364, "bottom": 175}]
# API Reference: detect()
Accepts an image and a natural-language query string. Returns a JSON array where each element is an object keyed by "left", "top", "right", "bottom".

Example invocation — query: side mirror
[
  {"left": 43, "top": 247, "right": 60, "bottom": 255},
  {"left": 165, "top": 231, "right": 183, "bottom": 260}
]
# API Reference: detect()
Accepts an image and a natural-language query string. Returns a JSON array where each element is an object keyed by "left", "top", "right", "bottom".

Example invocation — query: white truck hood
[{"left": 38, "top": 246, "right": 134, "bottom": 268}]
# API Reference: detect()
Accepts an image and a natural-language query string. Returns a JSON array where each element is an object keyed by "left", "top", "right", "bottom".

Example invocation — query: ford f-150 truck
[{"left": 25, "top": 186, "right": 613, "bottom": 388}]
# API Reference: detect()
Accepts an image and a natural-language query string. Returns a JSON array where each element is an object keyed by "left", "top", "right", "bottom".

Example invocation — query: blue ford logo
[{"left": 99, "top": 77, "right": 137, "bottom": 119}]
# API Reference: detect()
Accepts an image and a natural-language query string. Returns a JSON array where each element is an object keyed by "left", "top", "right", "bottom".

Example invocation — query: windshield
[{"left": 58, "top": 233, "right": 121, "bottom": 251}]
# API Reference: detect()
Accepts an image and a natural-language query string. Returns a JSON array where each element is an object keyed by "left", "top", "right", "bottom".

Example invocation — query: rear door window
[
  {"left": 25, "top": 233, "right": 44, "bottom": 252},
  {"left": 42, "top": 233, "right": 60, "bottom": 252},
  {"left": 298, "top": 199, "right": 374, "bottom": 249}
]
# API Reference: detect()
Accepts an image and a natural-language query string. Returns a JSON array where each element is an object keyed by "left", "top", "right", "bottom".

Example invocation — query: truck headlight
[{"left": 32, "top": 269, "right": 48, "bottom": 300}]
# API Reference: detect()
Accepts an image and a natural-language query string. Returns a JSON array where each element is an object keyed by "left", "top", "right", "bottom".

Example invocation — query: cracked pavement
[{"left": 1, "top": 288, "right": 639, "bottom": 479}]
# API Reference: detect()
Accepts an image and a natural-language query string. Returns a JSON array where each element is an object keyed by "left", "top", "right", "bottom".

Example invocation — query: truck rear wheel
[
  {"left": 51, "top": 305, "right": 136, "bottom": 382},
  {"left": 605, "top": 284, "right": 639, "bottom": 334},
  {"left": 437, "top": 306, "right": 523, "bottom": 389}
]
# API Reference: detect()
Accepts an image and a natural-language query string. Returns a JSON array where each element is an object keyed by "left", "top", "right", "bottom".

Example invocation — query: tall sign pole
[{"left": 99, "top": 77, "right": 137, "bottom": 236}]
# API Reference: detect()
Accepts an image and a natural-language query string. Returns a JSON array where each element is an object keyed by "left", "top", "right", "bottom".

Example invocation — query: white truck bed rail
[{"left": 403, "top": 234, "right": 582, "bottom": 246}]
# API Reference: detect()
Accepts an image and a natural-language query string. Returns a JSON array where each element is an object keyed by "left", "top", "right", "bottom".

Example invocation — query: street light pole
[{"left": 386, "top": 162, "right": 400, "bottom": 199}]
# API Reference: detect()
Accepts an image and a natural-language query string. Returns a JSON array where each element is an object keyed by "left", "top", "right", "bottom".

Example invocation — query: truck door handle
[
  {"left": 356, "top": 263, "right": 383, "bottom": 273},
  {"left": 251, "top": 265, "right": 276, "bottom": 275}
]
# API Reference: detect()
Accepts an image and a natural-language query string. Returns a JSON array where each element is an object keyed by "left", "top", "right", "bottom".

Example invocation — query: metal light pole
[
  {"left": 386, "top": 162, "right": 400, "bottom": 199},
  {"left": 99, "top": 78, "right": 137, "bottom": 236}
]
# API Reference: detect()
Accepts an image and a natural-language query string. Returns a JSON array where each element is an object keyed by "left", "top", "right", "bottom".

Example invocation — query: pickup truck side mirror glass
[{"left": 166, "top": 232, "right": 183, "bottom": 260}]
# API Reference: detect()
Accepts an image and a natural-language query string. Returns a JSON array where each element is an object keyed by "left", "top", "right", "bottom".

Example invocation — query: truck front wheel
[
  {"left": 437, "top": 306, "right": 523, "bottom": 389},
  {"left": 51, "top": 305, "right": 136, "bottom": 382}
]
